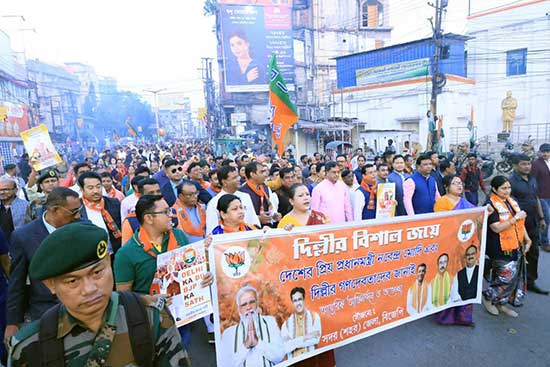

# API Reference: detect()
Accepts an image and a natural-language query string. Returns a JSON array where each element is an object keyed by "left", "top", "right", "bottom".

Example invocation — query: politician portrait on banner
[{"left": 210, "top": 207, "right": 488, "bottom": 367}]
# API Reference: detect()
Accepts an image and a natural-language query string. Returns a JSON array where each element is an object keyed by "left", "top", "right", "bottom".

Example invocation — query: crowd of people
[{"left": 0, "top": 139, "right": 548, "bottom": 366}]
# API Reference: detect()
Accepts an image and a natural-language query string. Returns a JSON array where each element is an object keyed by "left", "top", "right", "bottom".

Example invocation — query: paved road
[{"left": 188, "top": 251, "right": 550, "bottom": 367}]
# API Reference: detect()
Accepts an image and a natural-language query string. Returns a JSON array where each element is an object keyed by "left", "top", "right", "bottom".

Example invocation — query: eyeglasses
[
  {"left": 451, "top": 182, "right": 464, "bottom": 186},
  {"left": 0, "top": 187, "right": 16, "bottom": 192},
  {"left": 171, "top": 167, "right": 183, "bottom": 174},
  {"left": 146, "top": 208, "right": 172, "bottom": 216},
  {"left": 55, "top": 205, "right": 83, "bottom": 216}
]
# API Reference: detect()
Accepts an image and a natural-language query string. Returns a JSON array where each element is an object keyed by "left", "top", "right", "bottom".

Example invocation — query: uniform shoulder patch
[{"left": 10, "top": 320, "right": 40, "bottom": 349}]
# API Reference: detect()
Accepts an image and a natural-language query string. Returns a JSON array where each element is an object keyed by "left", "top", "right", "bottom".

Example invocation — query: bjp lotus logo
[
  {"left": 221, "top": 246, "right": 251, "bottom": 279},
  {"left": 183, "top": 248, "right": 197, "bottom": 264},
  {"left": 458, "top": 219, "right": 476, "bottom": 242}
]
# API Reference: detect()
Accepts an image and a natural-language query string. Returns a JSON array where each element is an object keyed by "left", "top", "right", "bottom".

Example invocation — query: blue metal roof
[{"left": 335, "top": 33, "right": 469, "bottom": 89}]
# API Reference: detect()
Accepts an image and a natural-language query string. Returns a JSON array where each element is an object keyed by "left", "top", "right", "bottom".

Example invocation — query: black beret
[
  {"left": 36, "top": 170, "right": 58, "bottom": 188},
  {"left": 30, "top": 222, "right": 109, "bottom": 280}
]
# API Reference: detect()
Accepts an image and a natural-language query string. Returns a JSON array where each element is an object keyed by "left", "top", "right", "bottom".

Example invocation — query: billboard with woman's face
[{"left": 220, "top": 2, "right": 294, "bottom": 92}]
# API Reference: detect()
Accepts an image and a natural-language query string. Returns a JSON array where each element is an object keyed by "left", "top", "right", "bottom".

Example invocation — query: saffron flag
[
  {"left": 113, "top": 130, "right": 119, "bottom": 142},
  {"left": 125, "top": 117, "right": 138, "bottom": 137},
  {"left": 269, "top": 54, "right": 298, "bottom": 156}
]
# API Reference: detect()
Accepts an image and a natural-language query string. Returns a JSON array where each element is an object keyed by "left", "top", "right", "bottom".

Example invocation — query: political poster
[
  {"left": 210, "top": 208, "right": 487, "bottom": 367},
  {"left": 356, "top": 58, "right": 430, "bottom": 87},
  {"left": 0, "top": 102, "right": 30, "bottom": 138},
  {"left": 219, "top": 1, "right": 294, "bottom": 92},
  {"left": 20, "top": 124, "right": 62, "bottom": 171},
  {"left": 155, "top": 241, "right": 213, "bottom": 327},
  {"left": 376, "top": 182, "right": 396, "bottom": 219}
]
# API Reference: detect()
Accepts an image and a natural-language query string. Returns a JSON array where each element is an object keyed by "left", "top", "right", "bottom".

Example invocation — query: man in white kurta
[
  {"left": 281, "top": 287, "right": 321, "bottom": 360},
  {"left": 406, "top": 263, "right": 433, "bottom": 315},
  {"left": 220, "top": 286, "right": 285, "bottom": 367}
]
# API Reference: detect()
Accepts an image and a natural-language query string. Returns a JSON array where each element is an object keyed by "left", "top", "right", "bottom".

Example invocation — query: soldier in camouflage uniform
[
  {"left": 8, "top": 221, "right": 190, "bottom": 367},
  {"left": 24, "top": 170, "right": 59, "bottom": 223}
]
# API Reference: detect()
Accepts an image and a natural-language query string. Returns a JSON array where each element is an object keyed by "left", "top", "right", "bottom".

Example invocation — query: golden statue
[{"left": 501, "top": 90, "right": 517, "bottom": 133}]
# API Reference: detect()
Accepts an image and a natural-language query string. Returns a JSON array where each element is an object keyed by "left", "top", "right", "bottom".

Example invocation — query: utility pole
[
  {"left": 143, "top": 88, "right": 167, "bottom": 142},
  {"left": 428, "top": 0, "right": 446, "bottom": 150},
  {"left": 200, "top": 57, "right": 216, "bottom": 142}
]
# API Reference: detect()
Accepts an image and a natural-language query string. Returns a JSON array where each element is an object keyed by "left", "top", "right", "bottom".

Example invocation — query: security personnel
[
  {"left": 25, "top": 170, "right": 59, "bottom": 223},
  {"left": 8, "top": 221, "right": 190, "bottom": 366}
]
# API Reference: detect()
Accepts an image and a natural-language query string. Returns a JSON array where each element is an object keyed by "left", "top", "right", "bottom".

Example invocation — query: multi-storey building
[{"left": 26, "top": 59, "right": 80, "bottom": 136}]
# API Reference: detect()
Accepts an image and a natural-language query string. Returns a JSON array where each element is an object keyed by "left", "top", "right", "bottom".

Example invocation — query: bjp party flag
[
  {"left": 125, "top": 117, "right": 138, "bottom": 137},
  {"left": 269, "top": 54, "right": 298, "bottom": 156}
]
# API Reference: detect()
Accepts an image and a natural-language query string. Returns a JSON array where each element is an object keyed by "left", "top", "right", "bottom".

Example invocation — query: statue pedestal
[{"left": 497, "top": 132, "right": 510, "bottom": 143}]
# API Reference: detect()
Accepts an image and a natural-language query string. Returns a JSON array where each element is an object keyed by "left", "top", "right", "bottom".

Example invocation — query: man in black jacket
[
  {"left": 4, "top": 187, "right": 81, "bottom": 345},
  {"left": 78, "top": 172, "right": 122, "bottom": 254},
  {"left": 161, "top": 159, "right": 211, "bottom": 207}
]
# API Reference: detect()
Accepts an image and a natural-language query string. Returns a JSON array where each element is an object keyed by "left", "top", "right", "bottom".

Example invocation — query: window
[
  {"left": 506, "top": 48, "right": 527, "bottom": 76},
  {"left": 361, "top": 0, "right": 384, "bottom": 28}
]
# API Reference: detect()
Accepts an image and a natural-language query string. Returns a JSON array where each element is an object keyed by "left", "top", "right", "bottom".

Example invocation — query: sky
[
  {"left": 0, "top": 0, "right": 217, "bottom": 110},
  {"left": 0, "top": 0, "right": 525, "bottom": 111}
]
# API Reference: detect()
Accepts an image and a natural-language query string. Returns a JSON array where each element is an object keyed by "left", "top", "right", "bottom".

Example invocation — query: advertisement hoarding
[{"left": 220, "top": 2, "right": 294, "bottom": 92}]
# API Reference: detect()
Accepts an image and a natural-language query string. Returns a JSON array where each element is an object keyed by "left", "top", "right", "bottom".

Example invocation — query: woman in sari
[
  {"left": 483, "top": 175, "right": 530, "bottom": 317},
  {"left": 211, "top": 194, "right": 257, "bottom": 235},
  {"left": 433, "top": 175, "right": 476, "bottom": 326},
  {"left": 278, "top": 183, "right": 330, "bottom": 228},
  {"left": 278, "top": 183, "right": 335, "bottom": 367}
]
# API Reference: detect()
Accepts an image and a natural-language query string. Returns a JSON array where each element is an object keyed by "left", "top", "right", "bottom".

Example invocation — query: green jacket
[{"left": 8, "top": 292, "right": 190, "bottom": 367}]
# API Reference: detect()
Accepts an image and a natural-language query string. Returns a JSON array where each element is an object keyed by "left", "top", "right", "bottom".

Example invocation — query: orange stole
[
  {"left": 410, "top": 280, "right": 428, "bottom": 312},
  {"left": 490, "top": 194, "right": 525, "bottom": 253},
  {"left": 173, "top": 200, "right": 206, "bottom": 237}
]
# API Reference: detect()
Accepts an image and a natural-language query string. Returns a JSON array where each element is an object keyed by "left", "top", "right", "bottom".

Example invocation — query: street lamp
[{"left": 143, "top": 88, "right": 167, "bottom": 142}]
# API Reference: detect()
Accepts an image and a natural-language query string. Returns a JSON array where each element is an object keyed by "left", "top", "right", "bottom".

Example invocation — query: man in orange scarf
[
  {"left": 353, "top": 164, "right": 377, "bottom": 221},
  {"left": 173, "top": 182, "right": 207, "bottom": 244},
  {"left": 431, "top": 253, "right": 453, "bottom": 307},
  {"left": 240, "top": 162, "right": 281, "bottom": 227},
  {"left": 114, "top": 195, "right": 213, "bottom": 352},
  {"left": 187, "top": 162, "right": 210, "bottom": 191},
  {"left": 407, "top": 263, "right": 433, "bottom": 315},
  {"left": 78, "top": 171, "right": 122, "bottom": 254}
]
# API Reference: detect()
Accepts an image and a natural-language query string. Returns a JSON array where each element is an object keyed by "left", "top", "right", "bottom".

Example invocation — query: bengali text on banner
[{"left": 210, "top": 207, "right": 487, "bottom": 367}]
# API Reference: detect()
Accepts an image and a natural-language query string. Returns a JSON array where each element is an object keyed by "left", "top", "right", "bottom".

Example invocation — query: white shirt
[
  {"left": 545, "top": 159, "right": 550, "bottom": 171},
  {"left": 206, "top": 190, "right": 261, "bottom": 234},
  {"left": 220, "top": 315, "right": 285, "bottom": 367},
  {"left": 120, "top": 194, "right": 139, "bottom": 221},
  {"left": 347, "top": 183, "right": 359, "bottom": 214},
  {"left": 450, "top": 266, "right": 476, "bottom": 302},
  {"left": 406, "top": 282, "right": 433, "bottom": 316},
  {"left": 85, "top": 206, "right": 113, "bottom": 254},
  {"left": 42, "top": 212, "right": 56, "bottom": 234}
]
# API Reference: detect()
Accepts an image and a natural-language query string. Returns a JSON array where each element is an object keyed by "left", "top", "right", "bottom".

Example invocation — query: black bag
[{"left": 30, "top": 291, "right": 153, "bottom": 367}]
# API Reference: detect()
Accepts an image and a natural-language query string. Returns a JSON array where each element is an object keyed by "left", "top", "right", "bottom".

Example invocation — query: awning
[{"left": 325, "top": 140, "right": 353, "bottom": 151}]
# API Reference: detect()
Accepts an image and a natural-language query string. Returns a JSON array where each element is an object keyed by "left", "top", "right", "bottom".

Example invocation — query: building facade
[
  {"left": 333, "top": 34, "right": 475, "bottom": 153},
  {"left": 0, "top": 30, "right": 31, "bottom": 166},
  {"left": 26, "top": 59, "right": 81, "bottom": 136},
  {"left": 466, "top": 0, "right": 550, "bottom": 145}
]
